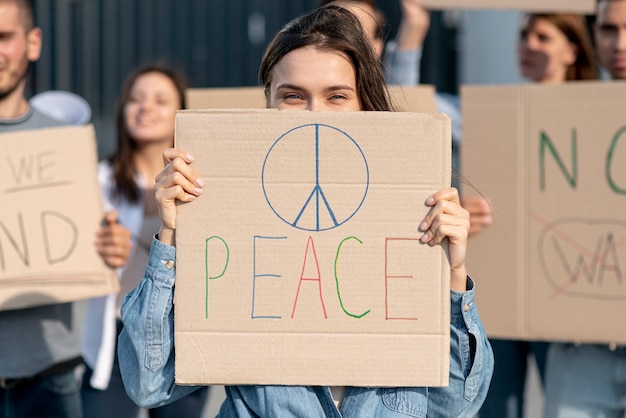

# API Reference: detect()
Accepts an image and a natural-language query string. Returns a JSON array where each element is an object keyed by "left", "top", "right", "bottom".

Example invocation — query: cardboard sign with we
[{"left": 0, "top": 125, "right": 118, "bottom": 311}]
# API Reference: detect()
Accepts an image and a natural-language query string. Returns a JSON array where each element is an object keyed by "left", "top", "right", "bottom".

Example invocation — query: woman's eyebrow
[
  {"left": 275, "top": 83, "right": 304, "bottom": 91},
  {"left": 323, "top": 84, "right": 356, "bottom": 93}
]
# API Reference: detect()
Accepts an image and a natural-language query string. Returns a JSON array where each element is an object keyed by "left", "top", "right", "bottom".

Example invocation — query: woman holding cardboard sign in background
[
  {"left": 540, "top": 3, "right": 626, "bottom": 417},
  {"left": 517, "top": 13, "right": 597, "bottom": 83},
  {"left": 477, "top": 12, "right": 598, "bottom": 418},
  {"left": 117, "top": 5, "right": 494, "bottom": 417},
  {"left": 81, "top": 65, "right": 209, "bottom": 418}
]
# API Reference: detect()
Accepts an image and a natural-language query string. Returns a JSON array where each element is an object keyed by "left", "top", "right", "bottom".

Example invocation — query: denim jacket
[{"left": 118, "top": 238, "right": 493, "bottom": 418}]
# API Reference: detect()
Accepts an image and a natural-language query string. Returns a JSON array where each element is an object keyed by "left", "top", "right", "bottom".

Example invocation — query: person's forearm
[
  {"left": 158, "top": 226, "right": 175, "bottom": 246},
  {"left": 118, "top": 239, "right": 199, "bottom": 407},
  {"left": 450, "top": 265, "right": 468, "bottom": 292},
  {"left": 396, "top": 20, "right": 427, "bottom": 51},
  {"left": 395, "top": 1, "right": 430, "bottom": 51}
]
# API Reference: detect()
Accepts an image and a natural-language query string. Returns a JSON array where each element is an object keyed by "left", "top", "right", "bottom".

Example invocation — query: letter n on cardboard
[
  {"left": 174, "top": 109, "right": 451, "bottom": 386},
  {"left": 462, "top": 82, "right": 626, "bottom": 345}
]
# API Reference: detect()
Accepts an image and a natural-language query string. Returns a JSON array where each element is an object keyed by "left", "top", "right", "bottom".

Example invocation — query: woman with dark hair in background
[
  {"left": 517, "top": 13, "right": 598, "bottom": 83},
  {"left": 81, "top": 65, "right": 209, "bottom": 418}
]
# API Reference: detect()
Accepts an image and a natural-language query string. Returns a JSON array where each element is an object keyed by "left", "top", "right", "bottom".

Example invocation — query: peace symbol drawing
[{"left": 261, "top": 123, "right": 369, "bottom": 232}]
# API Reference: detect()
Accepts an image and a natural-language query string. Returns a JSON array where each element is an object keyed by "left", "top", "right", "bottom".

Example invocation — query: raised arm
[
  {"left": 154, "top": 148, "right": 204, "bottom": 246},
  {"left": 384, "top": 0, "right": 430, "bottom": 85},
  {"left": 419, "top": 187, "right": 469, "bottom": 291},
  {"left": 396, "top": 0, "right": 430, "bottom": 52},
  {"left": 117, "top": 148, "right": 204, "bottom": 408},
  {"left": 420, "top": 187, "right": 495, "bottom": 416}
]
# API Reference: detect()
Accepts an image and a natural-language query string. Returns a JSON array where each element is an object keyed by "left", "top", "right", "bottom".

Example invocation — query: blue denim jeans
[
  {"left": 1, "top": 369, "right": 82, "bottom": 418},
  {"left": 479, "top": 339, "right": 549, "bottom": 418},
  {"left": 543, "top": 343, "right": 626, "bottom": 418}
]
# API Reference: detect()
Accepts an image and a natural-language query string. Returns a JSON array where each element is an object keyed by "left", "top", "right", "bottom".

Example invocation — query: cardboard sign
[
  {"left": 186, "top": 85, "right": 437, "bottom": 113},
  {"left": 174, "top": 109, "right": 451, "bottom": 386},
  {"left": 462, "top": 81, "right": 626, "bottom": 345},
  {"left": 388, "top": 85, "right": 437, "bottom": 113},
  {"left": 186, "top": 87, "right": 266, "bottom": 110},
  {"left": 421, "top": 0, "right": 595, "bottom": 13},
  {"left": 0, "top": 125, "right": 118, "bottom": 311}
]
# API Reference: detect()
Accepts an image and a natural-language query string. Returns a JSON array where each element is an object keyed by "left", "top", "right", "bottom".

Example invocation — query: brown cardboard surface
[
  {"left": 421, "top": 0, "right": 594, "bottom": 12},
  {"left": 0, "top": 125, "right": 118, "bottom": 311},
  {"left": 186, "top": 85, "right": 437, "bottom": 113},
  {"left": 388, "top": 85, "right": 437, "bottom": 113},
  {"left": 462, "top": 81, "right": 626, "bottom": 345},
  {"left": 186, "top": 87, "right": 266, "bottom": 110},
  {"left": 174, "top": 109, "right": 451, "bottom": 386}
]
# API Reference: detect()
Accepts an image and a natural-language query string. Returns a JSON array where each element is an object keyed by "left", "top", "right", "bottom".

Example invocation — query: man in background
[
  {"left": 0, "top": 1, "right": 131, "bottom": 416},
  {"left": 321, "top": 0, "right": 430, "bottom": 85},
  {"left": 542, "top": 1, "right": 626, "bottom": 417}
]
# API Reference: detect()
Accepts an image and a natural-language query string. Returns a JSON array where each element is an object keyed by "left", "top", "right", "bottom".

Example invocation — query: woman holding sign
[
  {"left": 117, "top": 5, "right": 494, "bottom": 417},
  {"left": 81, "top": 65, "right": 209, "bottom": 418},
  {"left": 478, "top": 12, "right": 598, "bottom": 418}
]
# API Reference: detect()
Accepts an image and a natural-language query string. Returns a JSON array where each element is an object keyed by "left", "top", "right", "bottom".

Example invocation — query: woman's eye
[{"left": 284, "top": 93, "right": 302, "bottom": 101}]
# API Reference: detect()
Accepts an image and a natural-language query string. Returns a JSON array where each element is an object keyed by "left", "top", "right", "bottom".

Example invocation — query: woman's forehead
[{"left": 272, "top": 46, "right": 355, "bottom": 81}]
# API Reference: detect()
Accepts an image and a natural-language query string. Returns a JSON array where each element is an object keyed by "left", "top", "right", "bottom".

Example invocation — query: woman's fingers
[
  {"left": 162, "top": 147, "right": 194, "bottom": 166},
  {"left": 420, "top": 211, "right": 468, "bottom": 246},
  {"left": 419, "top": 188, "right": 467, "bottom": 243},
  {"left": 153, "top": 149, "right": 204, "bottom": 244},
  {"left": 156, "top": 163, "right": 203, "bottom": 199},
  {"left": 95, "top": 212, "right": 132, "bottom": 268},
  {"left": 419, "top": 188, "right": 469, "bottom": 286}
]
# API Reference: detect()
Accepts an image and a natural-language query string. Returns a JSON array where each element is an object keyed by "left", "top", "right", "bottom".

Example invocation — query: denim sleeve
[
  {"left": 383, "top": 41, "right": 422, "bottom": 86},
  {"left": 427, "top": 276, "right": 495, "bottom": 418},
  {"left": 117, "top": 237, "right": 202, "bottom": 408}
]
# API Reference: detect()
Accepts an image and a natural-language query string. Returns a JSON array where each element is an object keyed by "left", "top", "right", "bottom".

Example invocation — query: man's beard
[{"left": 0, "top": 56, "right": 29, "bottom": 101}]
